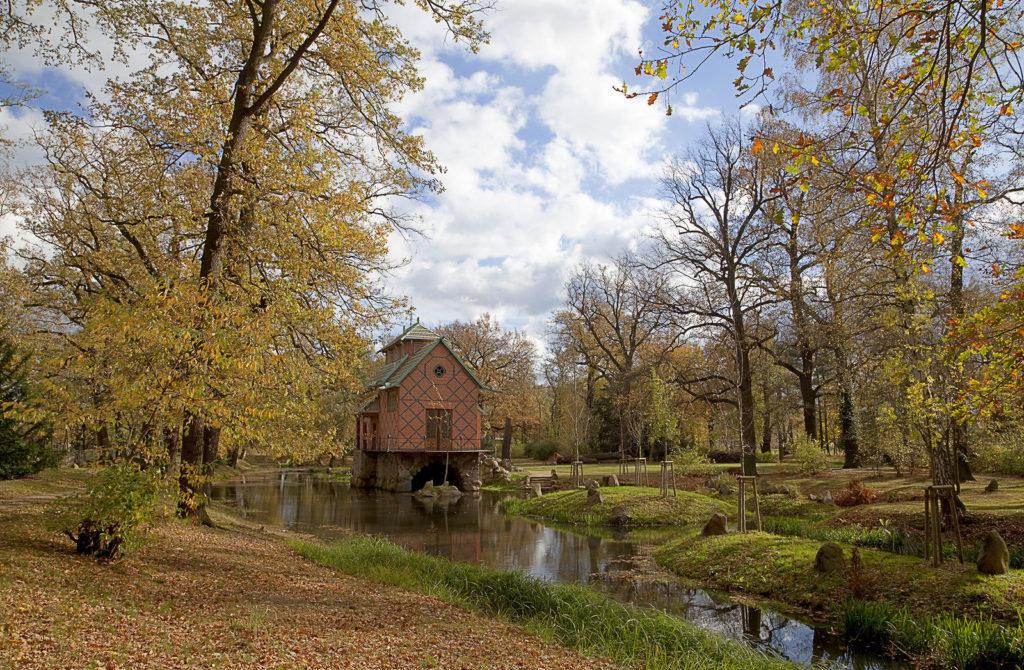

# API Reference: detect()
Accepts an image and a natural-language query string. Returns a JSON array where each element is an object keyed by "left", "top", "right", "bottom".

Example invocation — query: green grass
[
  {"left": 501, "top": 487, "right": 733, "bottom": 528},
  {"left": 762, "top": 516, "right": 920, "bottom": 555},
  {"left": 292, "top": 536, "right": 796, "bottom": 670},
  {"left": 0, "top": 467, "right": 94, "bottom": 500},
  {"left": 842, "top": 600, "right": 1024, "bottom": 668},
  {"left": 654, "top": 531, "right": 1024, "bottom": 623}
]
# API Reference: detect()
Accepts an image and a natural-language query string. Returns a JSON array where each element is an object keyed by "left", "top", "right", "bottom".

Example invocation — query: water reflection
[{"left": 210, "top": 471, "right": 901, "bottom": 670}]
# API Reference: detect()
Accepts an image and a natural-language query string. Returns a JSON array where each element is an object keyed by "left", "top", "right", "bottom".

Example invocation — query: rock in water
[
  {"left": 977, "top": 531, "right": 1010, "bottom": 575},
  {"left": 585, "top": 480, "right": 603, "bottom": 506},
  {"left": 985, "top": 479, "right": 999, "bottom": 493},
  {"left": 701, "top": 513, "right": 728, "bottom": 536},
  {"left": 814, "top": 542, "right": 847, "bottom": 574},
  {"left": 602, "top": 474, "right": 619, "bottom": 487}
]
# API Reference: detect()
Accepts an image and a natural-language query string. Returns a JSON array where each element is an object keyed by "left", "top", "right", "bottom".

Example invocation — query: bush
[
  {"left": 792, "top": 436, "right": 830, "bottom": 475},
  {"left": 49, "top": 463, "right": 169, "bottom": 560},
  {"left": 834, "top": 479, "right": 880, "bottom": 507},
  {"left": 756, "top": 450, "right": 779, "bottom": 464},
  {"left": 974, "top": 429, "right": 1024, "bottom": 476},
  {"left": 523, "top": 439, "right": 559, "bottom": 461}
]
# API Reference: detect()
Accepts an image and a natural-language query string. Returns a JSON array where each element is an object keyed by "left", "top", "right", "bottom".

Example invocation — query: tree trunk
[
  {"left": 202, "top": 425, "right": 220, "bottom": 470},
  {"left": 760, "top": 382, "right": 772, "bottom": 454},
  {"left": 501, "top": 416, "right": 512, "bottom": 462},
  {"left": 164, "top": 426, "right": 180, "bottom": 474},
  {"left": 178, "top": 413, "right": 205, "bottom": 516}
]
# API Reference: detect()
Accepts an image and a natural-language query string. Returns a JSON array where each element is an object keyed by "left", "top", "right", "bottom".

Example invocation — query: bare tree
[{"left": 653, "top": 120, "right": 779, "bottom": 472}]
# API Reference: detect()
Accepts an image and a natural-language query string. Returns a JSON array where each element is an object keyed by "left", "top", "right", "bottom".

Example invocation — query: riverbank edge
[
  {"left": 1, "top": 468, "right": 797, "bottom": 670},
  {"left": 291, "top": 535, "right": 797, "bottom": 670},
  {"left": 497, "top": 483, "right": 1024, "bottom": 668}
]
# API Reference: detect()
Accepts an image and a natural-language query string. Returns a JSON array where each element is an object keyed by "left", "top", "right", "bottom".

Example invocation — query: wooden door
[{"left": 426, "top": 409, "right": 452, "bottom": 450}]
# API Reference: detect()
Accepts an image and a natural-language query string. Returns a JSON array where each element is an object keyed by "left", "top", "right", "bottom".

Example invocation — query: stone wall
[{"left": 352, "top": 450, "right": 481, "bottom": 493}]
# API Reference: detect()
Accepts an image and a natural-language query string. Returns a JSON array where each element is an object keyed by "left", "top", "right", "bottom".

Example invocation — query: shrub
[
  {"left": 49, "top": 463, "right": 169, "bottom": 560},
  {"left": 755, "top": 450, "right": 779, "bottom": 464},
  {"left": 523, "top": 439, "right": 559, "bottom": 461},
  {"left": 834, "top": 479, "right": 880, "bottom": 507},
  {"left": 974, "top": 428, "right": 1024, "bottom": 476},
  {"left": 792, "top": 436, "right": 830, "bottom": 475}
]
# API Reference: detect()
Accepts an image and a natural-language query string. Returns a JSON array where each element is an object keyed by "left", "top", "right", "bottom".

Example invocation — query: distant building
[{"left": 352, "top": 320, "right": 486, "bottom": 492}]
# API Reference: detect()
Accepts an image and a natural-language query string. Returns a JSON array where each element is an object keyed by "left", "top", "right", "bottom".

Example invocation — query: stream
[{"left": 209, "top": 470, "right": 902, "bottom": 670}]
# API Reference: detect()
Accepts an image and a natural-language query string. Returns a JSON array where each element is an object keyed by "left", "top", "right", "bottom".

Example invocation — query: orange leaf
[
  {"left": 647, "top": 92, "right": 659, "bottom": 105},
  {"left": 752, "top": 138, "right": 764, "bottom": 155}
]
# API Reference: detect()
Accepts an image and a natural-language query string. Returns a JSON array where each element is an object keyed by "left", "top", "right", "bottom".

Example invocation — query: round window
[{"left": 433, "top": 364, "right": 446, "bottom": 378}]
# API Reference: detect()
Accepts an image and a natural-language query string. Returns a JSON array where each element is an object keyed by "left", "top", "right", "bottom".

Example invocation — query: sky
[{"left": 0, "top": 1, "right": 752, "bottom": 350}]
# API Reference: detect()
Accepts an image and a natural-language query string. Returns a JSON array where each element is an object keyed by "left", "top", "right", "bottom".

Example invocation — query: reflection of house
[{"left": 352, "top": 320, "right": 486, "bottom": 492}]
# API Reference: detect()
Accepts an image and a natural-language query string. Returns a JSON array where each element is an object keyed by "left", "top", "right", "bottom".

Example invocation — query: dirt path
[{"left": 0, "top": 503, "right": 615, "bottom": 670}]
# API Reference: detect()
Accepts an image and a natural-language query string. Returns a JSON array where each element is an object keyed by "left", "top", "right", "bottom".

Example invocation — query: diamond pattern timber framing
[{"left": 357, "top": 328, "right": 483, "bottom": 454}]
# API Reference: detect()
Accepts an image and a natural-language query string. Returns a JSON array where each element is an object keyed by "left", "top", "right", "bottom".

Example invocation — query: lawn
[{"left": 502, "top": 486, "right": 732, "bottom": 528}]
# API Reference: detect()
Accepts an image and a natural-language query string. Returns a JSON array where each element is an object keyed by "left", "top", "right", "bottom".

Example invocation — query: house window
[
  {"left": 425, "top": 409, "right": 452, "bottom": 448},
  {"left": 387, "top": 389, "right": 398, "bottom": 411}
]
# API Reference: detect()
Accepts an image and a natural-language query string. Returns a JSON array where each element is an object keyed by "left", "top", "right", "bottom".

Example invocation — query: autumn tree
[
  {"left": 7, "top": 0, "right": 488, "bottom": 512},
  {"left": 437, "top": 313, "right": 538, "bottom": 452},
  {"left": 555, "top": 256, "right": 682, "bottom": 460}
]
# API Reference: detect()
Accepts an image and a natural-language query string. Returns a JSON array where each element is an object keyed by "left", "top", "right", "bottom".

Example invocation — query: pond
[{"left": 209, "top": 470, "right": 902, "bottom": 670}]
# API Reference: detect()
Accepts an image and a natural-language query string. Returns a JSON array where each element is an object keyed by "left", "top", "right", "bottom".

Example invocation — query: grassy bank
[
  {"left": 293, "top": 536, "right": 796, "bottom": 670},
  {"left": 842, "top": 601, "right": 1024, "bottom": 668},
  {"left": 502, "top": 487, "right": 732, "bottom": 527},
  {"left": 654, "top": 530, "right": 1024, "bottom": 621},
  {"left": 654, "top": 531, "right": 1024, "bottom": 667}
]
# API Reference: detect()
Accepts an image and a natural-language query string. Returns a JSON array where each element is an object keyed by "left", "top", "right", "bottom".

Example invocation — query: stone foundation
[{"left": 351, "top": 450, "right": 482, "bottom": 493}]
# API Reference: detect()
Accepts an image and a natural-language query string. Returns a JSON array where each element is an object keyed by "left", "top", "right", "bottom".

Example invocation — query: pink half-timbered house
[{"left": 351, "top": 321, "right": 487, "bottom": 492}]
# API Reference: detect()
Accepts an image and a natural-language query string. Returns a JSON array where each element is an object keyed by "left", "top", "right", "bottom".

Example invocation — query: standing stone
[
  {"left": 586, "top": 479, "right": 603, "bottom": 506},
  {"left": 814, "top": 542, "right": 847, "bottom": 574},
  {"left": 985, "top": 479, "right": 999, "bottom": 493},
  {"left": 602, "top": 474, "right": 620, "bottom": 487},
  {"left": 823, "top": 490, "right": 834, "bottom": 505},
  {"left": 977, "top": 531, "right": 1010, "bottom": 575},
  {"left": 530, "top": 483, "right": 543, "bottom": 498},
  {"left": 701, "top": 513, "right": 728, "bottom": 536}
]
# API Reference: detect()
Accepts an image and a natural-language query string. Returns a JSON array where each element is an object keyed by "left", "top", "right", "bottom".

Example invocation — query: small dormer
[{"left": 380, "top": 320, "right": 440, "bottom": 363}]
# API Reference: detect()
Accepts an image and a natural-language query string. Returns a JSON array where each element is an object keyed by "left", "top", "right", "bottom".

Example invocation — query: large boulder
[
  {"left": 586, "top": 480, "right": 603, "bottom": 506},
  {"left": 701, "top": 513, "right": 728, "bottom": 536},
  {"left": 609, "top": 505, "right": 631, "bottom": 526},
  {"left": 985, "top": 479, "right": 999, "bottom": 493},
  {"left": 977, "top": 531, "right": 1010, "bottom": 575},
  {"left": 814, "top": 542, "right": 847, "bottom": 574},
  {"left": 602, "top": 474, "right": 620, "bottom": 487},
  {"left": 530, "top": 483, "right": 544, "bottom": 498}
]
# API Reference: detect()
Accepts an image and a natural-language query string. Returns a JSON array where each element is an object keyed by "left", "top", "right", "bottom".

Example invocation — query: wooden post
[
  {"left": 752, "top": 476, "right": 762, "bottom": 531},
  {"left": 923, "top": 488, "right": 931, "bottom": 562},
  {"left": 660, "top": 460, "right": 676, "bottom": 498}
]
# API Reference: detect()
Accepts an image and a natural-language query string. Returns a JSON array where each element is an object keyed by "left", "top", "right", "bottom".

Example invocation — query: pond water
[{"left": 209, "top": 470, "right": 902, "bottom": 670}]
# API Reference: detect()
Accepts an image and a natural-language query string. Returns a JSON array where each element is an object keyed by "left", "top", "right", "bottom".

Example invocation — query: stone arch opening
[{"left": 411, "top": 461, "right": 463, "bottom": 491}]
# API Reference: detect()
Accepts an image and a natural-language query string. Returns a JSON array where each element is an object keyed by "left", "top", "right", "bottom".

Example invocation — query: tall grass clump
[
  {"left": 842, "top": 600, "right": 1024, "bottom": 668},
  {"left": 293, "top": 536, "right": 796, "bottom": 670},
  {"left": 762, "top": 516, "right": 918, "bottom": 556}
]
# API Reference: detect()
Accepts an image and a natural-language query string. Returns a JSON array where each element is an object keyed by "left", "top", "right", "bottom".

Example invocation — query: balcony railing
[{"left": 356, "top": 435, "right": 483, "bottom": 452}]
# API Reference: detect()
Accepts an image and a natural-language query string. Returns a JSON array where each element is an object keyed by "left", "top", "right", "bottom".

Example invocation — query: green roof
[
  {"left": 366, "top": 354, "right": 408, "bottom": 388},
  {"left": 358, "top": 397, "right": 379, "bottom": 413},
  {"left": 368, "top": 337, "right": 489, "bottom": 391}
]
